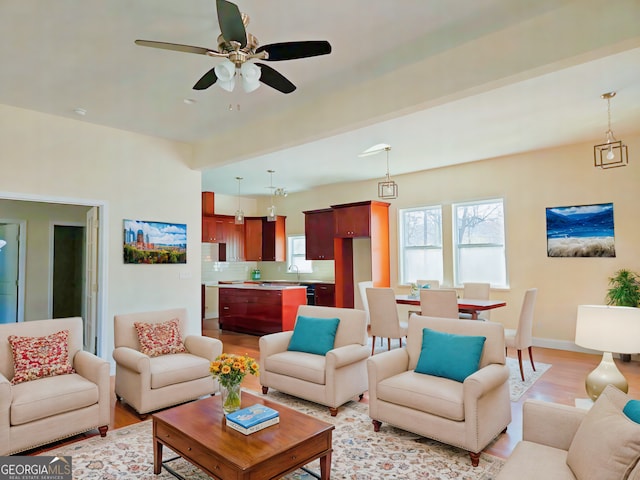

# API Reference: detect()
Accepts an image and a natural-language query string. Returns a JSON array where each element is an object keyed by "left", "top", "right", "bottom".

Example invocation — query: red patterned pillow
[
  {"left": 8, "top": 330, "right": 75, "bottom": 385},
  {"left": 134, "top": 318, "right": 186, "bottom": 357}
]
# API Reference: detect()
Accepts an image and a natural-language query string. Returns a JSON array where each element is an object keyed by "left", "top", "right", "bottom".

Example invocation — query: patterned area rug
[
  {"left": 507, "top": 357, "right": 551, "bottom": 401},
  {"left": 40, "top": 391, "right": 504, "bottom": 479}
]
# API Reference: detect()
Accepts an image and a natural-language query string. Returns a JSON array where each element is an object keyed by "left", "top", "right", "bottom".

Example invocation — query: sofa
[
  {"left": 367, "top": 314, "right": 511, "bottom": 466},
  {"left": 259, "top": 305, "right": 370, "bottom": 416},
  {"left": 0, "top": 317, "right": 110, "bottom": 455},
  {"left": 113, "top": 308, "right": 222, "bottom": 416},
  {"left": 497, "top": 384, "right": 640, "bottom": 479}
]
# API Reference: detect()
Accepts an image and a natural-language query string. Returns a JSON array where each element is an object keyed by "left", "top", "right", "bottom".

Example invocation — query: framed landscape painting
[
  {"left": 545, "top": 203, "right": 615, "bottom": 257},
  {"left": 123, "top": 219, "right": 187, "bottom": 264}
]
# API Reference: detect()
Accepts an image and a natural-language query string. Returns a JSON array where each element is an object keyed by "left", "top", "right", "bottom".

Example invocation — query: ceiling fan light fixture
[
  {"left": 594, "top": 92, "right": 628, "bottom": 169},
  {"left": 240, "top": 62, "right": 261, "bottom": 92},
  {"left": 215, "top": 59, "right": 236, "bottom": 91},
  {"left": 359, "top": 143, "right": 391, "bottom": 157}
]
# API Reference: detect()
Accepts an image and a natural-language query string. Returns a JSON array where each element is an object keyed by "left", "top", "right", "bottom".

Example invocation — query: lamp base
[{"left": 585, "top": 352, "right": 628, "bottom": 401}]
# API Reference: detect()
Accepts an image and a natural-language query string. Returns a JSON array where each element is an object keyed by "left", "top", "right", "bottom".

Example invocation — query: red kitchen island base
[{"left": 219, "top": 285, "right": 307, "bottom": 335}]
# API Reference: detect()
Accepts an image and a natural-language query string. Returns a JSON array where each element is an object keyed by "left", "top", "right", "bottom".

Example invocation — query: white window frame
[
  {"left": 452, "top": 198, "right": 508, "bottom": 288},
  {"left": 287, "top": 235, "right": 313, "bottom": 274},
  {"left": 398, "top": 205, "right": 443, "bottom": 285}
]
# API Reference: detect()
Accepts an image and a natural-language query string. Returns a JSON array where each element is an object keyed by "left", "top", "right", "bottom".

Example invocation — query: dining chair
[
  {"left": 366, "top": 287, "right": 408, "bottom": 355},
  {"left": 358, "top": 280, "right": 374, "bottom": 324},
  {"left": 460, "top": 282, "right": 491, "bottom": 320},
  {"left": 419, "top": 289, "right": 459, "bottom": 318},
  {"left": 505, "top": 288, "right": 538, "bottom": 381},
  {"left": 408, "top": 280, "right": 441, "bottom": 317}
]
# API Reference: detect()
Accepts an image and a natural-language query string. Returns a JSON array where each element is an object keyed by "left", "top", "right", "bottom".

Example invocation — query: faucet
[{"left": 288, "top": 264, "right": 300, "bottom": 284}]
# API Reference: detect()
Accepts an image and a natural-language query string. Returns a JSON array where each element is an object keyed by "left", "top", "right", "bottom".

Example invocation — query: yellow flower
[{"left": 221, "top": 365, "right": 231, "bottom": 374}]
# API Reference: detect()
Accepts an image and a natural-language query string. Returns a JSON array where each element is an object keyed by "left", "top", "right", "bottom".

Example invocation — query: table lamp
[{"left": 575, "top": 305, "right": 640, "bottom": 401}]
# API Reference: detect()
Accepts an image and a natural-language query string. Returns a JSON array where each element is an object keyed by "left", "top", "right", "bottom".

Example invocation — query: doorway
[
  {"left": 0, "top": 222, "right": 20, "bottom": 323},
  {"left": 52, "top": 225, "right": 84, "bottom": 319}
]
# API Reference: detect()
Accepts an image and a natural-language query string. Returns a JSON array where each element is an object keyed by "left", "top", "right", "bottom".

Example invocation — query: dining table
[{"left": 395, "top": 294, "right": 506, "bottom": 320}]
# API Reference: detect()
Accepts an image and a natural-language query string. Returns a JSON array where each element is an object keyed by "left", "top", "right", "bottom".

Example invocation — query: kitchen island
[{"left": 218, "top": 284, "right": 307, "bottom": 335}]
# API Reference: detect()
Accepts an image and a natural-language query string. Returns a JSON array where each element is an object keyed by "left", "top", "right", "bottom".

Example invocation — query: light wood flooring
[{"left": 31, "top": 320, "right": 640, "bottom": 461}]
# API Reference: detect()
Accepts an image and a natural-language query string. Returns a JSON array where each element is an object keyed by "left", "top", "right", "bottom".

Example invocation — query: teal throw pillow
[
  {"left": 415, "top": 328, "right": 486, "bottom": 382},
  {"left": 287, "top": 316, "right": 340, "bottom": 356},
  {"left": 623, "top": 400, "right": 640, "bottom": 424}
]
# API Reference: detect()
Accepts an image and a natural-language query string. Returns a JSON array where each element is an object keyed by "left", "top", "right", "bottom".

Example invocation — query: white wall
[{"left": 0, "top": 104, "right": 201, "bottom": 366}]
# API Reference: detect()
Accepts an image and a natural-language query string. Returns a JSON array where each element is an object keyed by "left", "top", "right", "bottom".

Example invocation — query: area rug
[
  {"left": 507, "top": 357, "right": 551, "bottom": 402},
  {"left": 40, "top": 391, "right": 504, "bottom": 479}
]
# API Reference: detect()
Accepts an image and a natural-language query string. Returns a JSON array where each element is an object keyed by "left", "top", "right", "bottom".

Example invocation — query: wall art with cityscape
[{"left": 123, "top": 219, "right": 187, "bottom": 264}]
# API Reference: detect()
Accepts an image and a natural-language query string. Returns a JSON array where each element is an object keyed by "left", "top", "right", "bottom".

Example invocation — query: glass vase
[{"left": 220, "top": 382, "right": 242, "bottom": 414}]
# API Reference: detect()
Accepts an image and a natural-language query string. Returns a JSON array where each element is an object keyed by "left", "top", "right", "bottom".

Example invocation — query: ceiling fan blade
[
  {"left": 135, "top": 40, "right": 214, "bottom": 56},
  {"left": 255, "top": 63, "right": 296, "bottom": 94},
  {"left": 216, "top": 0, "right": 247, "bottom": 48},
  {"left": 256, "top": 41, "right": 331, "bottom": 61},
  {"left": 193, "top": 67, "right": 218, "bottom": 90}
]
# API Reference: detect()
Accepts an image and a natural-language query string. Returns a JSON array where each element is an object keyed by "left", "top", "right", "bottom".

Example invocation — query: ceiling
[{"left": 1, "top": 1, "right": 639, "bottom": 196}]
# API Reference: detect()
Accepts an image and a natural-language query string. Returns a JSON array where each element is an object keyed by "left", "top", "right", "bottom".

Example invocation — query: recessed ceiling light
[
  {"left": 73, "top": 107, "right": 87, "bottom": 116},
  {"left": 183, "top": 98, "right": 196, "bottom": 104}
]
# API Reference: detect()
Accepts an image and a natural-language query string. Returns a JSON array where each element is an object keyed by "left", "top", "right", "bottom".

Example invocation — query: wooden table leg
[
  {"left": 319, "top": 450, "right": 332, "bottom": 480},
  {"left": 153, "top": 439, "right": 163, "bottom": 475},
  {"left": 471, "top": 311, "right": 478, "bottom": 320}
]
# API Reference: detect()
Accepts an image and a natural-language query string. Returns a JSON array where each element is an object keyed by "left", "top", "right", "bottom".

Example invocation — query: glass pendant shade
[
  {"left": 266, "top": 170, "right": 277, "bottom": 221},
  {"left": 234, "top": 177, "right": 244, "bottom": 225}
]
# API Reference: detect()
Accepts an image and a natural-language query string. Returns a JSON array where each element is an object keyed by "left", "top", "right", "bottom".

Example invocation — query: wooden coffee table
[{"left": 152, "top": 391, "right": 334, "bottom": 479}]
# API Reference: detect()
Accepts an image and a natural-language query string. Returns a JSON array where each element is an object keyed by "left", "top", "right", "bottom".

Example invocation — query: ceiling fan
[{"left": 135, "top": 0, "right": 331, "bottom": 94}]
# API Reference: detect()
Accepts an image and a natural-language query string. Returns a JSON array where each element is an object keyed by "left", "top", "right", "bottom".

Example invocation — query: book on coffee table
[{"left": 226, "top": 404, "right": 280, "bottom": 435}]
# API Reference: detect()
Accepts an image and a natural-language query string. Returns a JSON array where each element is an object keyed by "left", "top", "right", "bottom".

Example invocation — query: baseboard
[{"left": 532, "top": 337, "right": 639, "bottom": 361}]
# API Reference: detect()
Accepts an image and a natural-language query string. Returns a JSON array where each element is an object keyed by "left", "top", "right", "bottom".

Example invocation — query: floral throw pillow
[
  {"left": 8, "top": 329, "right": 75, "bottom": 385},
  {"left": 134, "top": 318, "right": 187, "bottom": 357}
]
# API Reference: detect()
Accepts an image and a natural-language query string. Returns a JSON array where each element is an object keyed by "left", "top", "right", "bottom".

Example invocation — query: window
[
  {"left": 287, "top": 235, "right": 313, "bottom": 273},
  {"left": 453, "top": 199, "right": 507, "bottom": 288},
  {"left": 398, "top": 206, "right": 443, "bottom": 285}
]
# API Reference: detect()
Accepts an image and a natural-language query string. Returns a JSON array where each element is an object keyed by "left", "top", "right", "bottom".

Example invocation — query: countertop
[
  {"left": 204, "top": 280, "right": 334, "bottom": 287},
  {"left": 217, "top": 283, "right": 307, "bottom": 291}
]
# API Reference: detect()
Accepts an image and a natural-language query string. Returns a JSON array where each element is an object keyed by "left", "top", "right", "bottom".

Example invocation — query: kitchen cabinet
[
  {"left": 331, "top": 200, "right": 390, "bottom": 308},
  {"left": 202, "top": 216, "right": 224, "bottom": 243},
  {"left": 303, "top": 208, "right": 334, "bottom": 260},
  {"left": 314, "top": 283, "right": 335, "bottom": 307},
  {"left": 202, "top": 191, "right": 215, "bottom": 217},
  {"left": 333, "top": 202, "right": 372, "bottom": 237},
  {"left": 219, "top": 215, "right": 245, "bottom": 261},
  {"left": 218, "top": 286, "right": 306, "bottom": 335},
  {"left": 244, "top": 216, "right": 286, "bottom": 262}
]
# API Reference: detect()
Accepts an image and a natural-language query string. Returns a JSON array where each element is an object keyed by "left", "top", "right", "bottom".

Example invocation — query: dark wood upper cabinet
[
  {"left": 332, "top": 202, "right": 373, "bottom": 238},
  {"left": 244, "top": 216, "right": 286, "bottom": 262},
  {"left": 303, "top": 208, "right": 334, "bottom": 260},
  {"left": 202, "top": 192, "right": 215, "bottom": 217}
]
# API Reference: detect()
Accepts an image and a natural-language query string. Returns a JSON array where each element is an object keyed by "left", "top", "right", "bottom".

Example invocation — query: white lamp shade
[
  {"left": 575, "top": 305, "right": 640, "bottom": 354},
  {"left": 240, "top": 62, "right": 261, "bottom": 92},
  {"left": 214, "top": 59, "right": 236, "bottom": 91}
]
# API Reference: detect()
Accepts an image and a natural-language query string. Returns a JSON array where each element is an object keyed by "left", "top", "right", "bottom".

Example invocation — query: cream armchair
[
  {"left": 113, "top": 308, "right": 222, "bottom": 416},
  {"left": 0, "top": 317, "right": 110, "bottom": 455},
  {"left": 367, "top": 314, "right": 511, "bottom": 466},
  {"left": 260, "top": 305, "right": 370, "bottom": 416}
]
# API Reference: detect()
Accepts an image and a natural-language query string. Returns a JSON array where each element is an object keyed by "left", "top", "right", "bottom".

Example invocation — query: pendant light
[
  {"left": 234, "top": 177, "right": 244, "bottom": 225},
  {"left": 594, "top": 92, "right": 628, "bottom": 169},
  {"left": 266, "top": 170, "right": 276, "bottom": 221},
  {"left": 359, "top": 143, "right": 398, "bottom": 199}
]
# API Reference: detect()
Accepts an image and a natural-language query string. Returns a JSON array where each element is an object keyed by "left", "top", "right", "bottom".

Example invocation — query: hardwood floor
[{"left": 30, "top": 320, "right": 640, "bottom": 461}]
